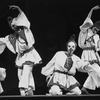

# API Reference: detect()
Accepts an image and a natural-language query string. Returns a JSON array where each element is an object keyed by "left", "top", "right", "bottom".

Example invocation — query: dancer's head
[
  {"left": 90, "top": 21, "right": 100, "bottom": 34},
  {"left": 66, "top": 34, "right": 77, "bottom": 55},
  {"left": 7, "top": 5, "right": 30, "bottom": 31}
]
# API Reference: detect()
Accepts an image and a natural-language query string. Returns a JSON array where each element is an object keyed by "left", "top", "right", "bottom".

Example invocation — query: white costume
[
  {"left": 78, "top": 16, "right": 100, "bottom": 90},
  {"left": 0, "top": 42, "right": 6, "bottom": 94},
  {"left": 41, "top": 51, "right": 90, "bottom": 95},
  {"left": 0, "top": 6, "right": 42, "bottom": 95},
  {"left": 0, "top": 67, "right": 6, "bottom": 94}
]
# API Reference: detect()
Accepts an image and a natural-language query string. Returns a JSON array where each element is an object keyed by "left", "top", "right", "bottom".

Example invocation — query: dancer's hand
[
  {"left": 84, "top": 64, "right": 92, "bottom": 72},
  {"left": 87, "top": 5, "right": 100, "bottom": 18},
  {"left": 9, "top": 5, "right": 19, "bottom": 10},
  {"left": 9, "top": 5, "right": 22, "bottom": 13},
  {"left": 92, "top": 5, "right": 100, "bottom": 10}
]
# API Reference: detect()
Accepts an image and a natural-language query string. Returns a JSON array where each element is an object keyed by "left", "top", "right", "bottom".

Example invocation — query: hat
[
  {"left": 66, "top": 34, "right": 77, "bottom": 47},
  {"left": 68, "top": 34, "right": 76, "bottom": 43},
  {"left": 10, "top": 5, "right": 30, "bottom": 29}
]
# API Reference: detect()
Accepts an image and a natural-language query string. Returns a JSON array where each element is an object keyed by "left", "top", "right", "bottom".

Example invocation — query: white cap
[{"left": 11, "top": 6, "right": 30, "bottom": 29}]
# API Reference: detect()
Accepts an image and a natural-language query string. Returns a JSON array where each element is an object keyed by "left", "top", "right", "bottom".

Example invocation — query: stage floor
[
  {"left": 0, "top": 94, "right": 100, "bottom": 97},
  {"left": 0, "top": 95, "right": 100, "bottom": 100}
]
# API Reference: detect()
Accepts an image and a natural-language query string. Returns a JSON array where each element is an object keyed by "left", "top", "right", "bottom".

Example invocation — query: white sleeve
[
  {"left": 80, "top": 17, "right": 93, "bottom": 31},
  {"left": 0, "top": 37, "right": 6, "bottom": 44},
  {"left": 73, "top": 55, "right": 89, "bottom": 73},
  {"left": 78, "top": 31, "right": 88, "bottom": 49},
  {"left": 93, "top": 34, "right": 100, "bottom": 51},
  {"left": 25, "top": 29, "right": 35, "bottom": 47},
  {"left": 41, "top": 53, "right": 57, "bottom": 76}
]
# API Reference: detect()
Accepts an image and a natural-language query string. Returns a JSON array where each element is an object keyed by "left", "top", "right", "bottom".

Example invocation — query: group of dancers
[{"left": 0, "top": 5, "right": 100, "bottom": 96}]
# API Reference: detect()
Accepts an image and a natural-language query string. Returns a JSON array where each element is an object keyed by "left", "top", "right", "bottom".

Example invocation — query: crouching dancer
[{"left": 41, "top": 35, "right": 92, "bottom": 95}]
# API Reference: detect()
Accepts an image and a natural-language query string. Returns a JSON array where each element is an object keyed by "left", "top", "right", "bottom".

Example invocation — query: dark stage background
[{"left": 0, "top": 0, "right": 100, "bottom": 95}]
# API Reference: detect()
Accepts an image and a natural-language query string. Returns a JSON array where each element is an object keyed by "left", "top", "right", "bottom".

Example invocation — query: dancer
[
  {"left": 0, "top": 5, "right": 42, "bottom": 96},
  {"left": 0, "top": 67, "right": 6, "bottom": 94},
  {"left": 41, "top": 35, "right": 91, "bottom": 95},
  {"left": 0, "top": 42, "right": 6, "bottom": 94},
  {"left": 78, "top": 5, "right": 100, "bottom": 94}
]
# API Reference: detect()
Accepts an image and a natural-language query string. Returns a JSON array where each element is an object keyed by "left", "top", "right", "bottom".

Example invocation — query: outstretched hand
[
  {"left": 92, "top": 5, "right": 100, "bottom": 10},
  {"left": 9, "top": 5, "right": 19, "bottom": 10},
  {"left": 9, "top": 5, "right": 22, "bottom": 13}
]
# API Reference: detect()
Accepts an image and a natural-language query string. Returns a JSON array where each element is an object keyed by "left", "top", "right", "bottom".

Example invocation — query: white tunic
[
  {"left": 0, "top": 29, "right": 42, "bottom": 90},
  {"left": 0, "top": 67, "right": 6, "bottom": 93},
  {"left": 0, "top": 29, "right": 42, "bottom": 67},
  {"left": 0, "top": 6, "right": 42, "bottom": 91},
  {"left": 41, "top": 51, "right": 89, "bottom": 90}
]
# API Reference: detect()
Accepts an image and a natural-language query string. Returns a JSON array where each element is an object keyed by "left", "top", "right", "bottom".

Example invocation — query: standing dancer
[
  {"left": 0, "top": 67, "right": 6, "bottom": 94},
  {"left": 0, "top": 5, "right": 42, "bottom": 96},
  {"left": 78, "top": 5, "right": 100, "bottom": 94},
  {"left": 0, "top": 42, "right": 6, "bottom": 94}
]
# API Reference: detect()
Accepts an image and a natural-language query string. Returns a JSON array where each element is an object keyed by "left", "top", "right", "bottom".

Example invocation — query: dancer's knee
[
  {"left": 49, "top": 85, "right": 62, "bottom": 95},
  {"left": 71, "top": 87, "right": 81, "bottom": 95}
]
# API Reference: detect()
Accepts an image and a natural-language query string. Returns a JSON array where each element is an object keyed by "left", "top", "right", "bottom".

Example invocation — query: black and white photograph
[{"left": 0, "top": 0, "right": 100, "bottom": 100}]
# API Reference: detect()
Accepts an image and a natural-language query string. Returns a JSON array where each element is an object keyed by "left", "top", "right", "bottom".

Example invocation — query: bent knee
[
  {"left": 49, "top": 85, "right": 62, "bottom": 95},
  {"left": 71, "top": 87, "right": 81, "bottom": 95}
]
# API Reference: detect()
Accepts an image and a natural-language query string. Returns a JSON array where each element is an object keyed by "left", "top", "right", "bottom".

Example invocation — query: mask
[{"left": 67, "top": 41, "right": 76, "bottom": 55}]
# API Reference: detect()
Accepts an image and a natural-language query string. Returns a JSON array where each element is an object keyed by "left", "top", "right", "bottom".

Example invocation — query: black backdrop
[{"left": 0, "top": 0, "right": 100, "bottom": 95}]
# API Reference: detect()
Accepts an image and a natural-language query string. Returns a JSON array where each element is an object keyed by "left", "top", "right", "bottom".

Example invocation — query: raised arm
[
  {"left": 9, "top": 5, "right": 22, "bottom": 14},
  {"left": 80, "top": 5, "right": 100, "bottom": 30},
  {"left": 87, "top": 5, "right": 100, "bottom": 19}
]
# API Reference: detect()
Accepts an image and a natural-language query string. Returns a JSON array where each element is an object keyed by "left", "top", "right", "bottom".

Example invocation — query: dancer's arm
[{"left": 87, "top": 5, "right": 100, "bottom": 19}]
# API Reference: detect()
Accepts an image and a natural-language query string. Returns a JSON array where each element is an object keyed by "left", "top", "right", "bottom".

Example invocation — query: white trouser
[
  {"left": 49, "top": 85, "right": 81, "bottom": 95},
  {"left": 18, "top": 64, "right": 35, "bottom": 90},
  {"left": 83, "top": 63, "right": 100, "bottom": 90}
]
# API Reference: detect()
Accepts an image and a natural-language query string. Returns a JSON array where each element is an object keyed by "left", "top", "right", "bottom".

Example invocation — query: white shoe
[
  {"left": 66, "top": 92, "right": 80, "bottom": 95},
  {"left": 20, "top": 90, "right": 26, "bottom": 96},
  {"left": 66, "top": 92, "right": 75, "bottom": 95},
  {"left": 25, "top": 89, "right": 34, "bottom": 96},
  {"left": 46, "top": 93, "right": 52, "bottom": 96}
]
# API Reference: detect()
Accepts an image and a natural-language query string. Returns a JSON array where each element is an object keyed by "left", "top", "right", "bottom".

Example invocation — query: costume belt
[
  {"left": 20, "top": 46, "right": 34, "bottom": 57},
  {"left": 54, "top": 70, "right": 74, "bottom": 76},
  {"left": 83, "top": 47, "right": 95, "bottom": 50}
]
